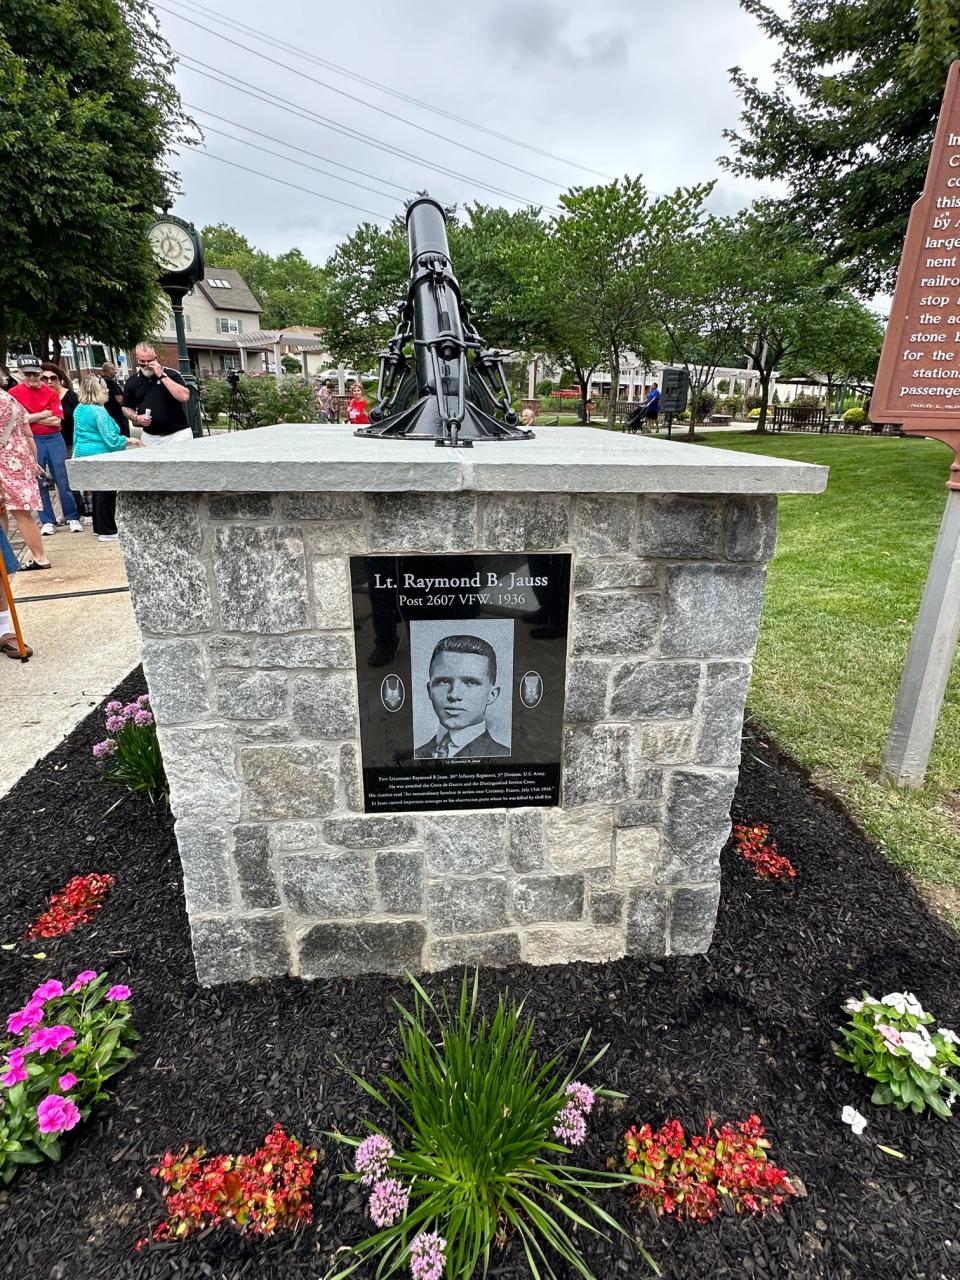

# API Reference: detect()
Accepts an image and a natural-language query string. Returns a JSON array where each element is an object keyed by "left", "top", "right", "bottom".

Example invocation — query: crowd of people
[{"left": 0, "top": 343, "right": 193, "bottom": 660}]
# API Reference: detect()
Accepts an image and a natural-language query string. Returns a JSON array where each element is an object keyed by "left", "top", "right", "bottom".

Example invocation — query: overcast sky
[{"left": 157, "top": 0, "right": 781, "bottom": 265}]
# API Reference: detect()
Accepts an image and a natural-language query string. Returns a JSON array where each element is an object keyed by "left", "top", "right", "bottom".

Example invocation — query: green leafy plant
[
  {"left": 330, "top": 973, "right": 655, "bottom": 1280},
  {"left": 836, "top": 992, "right": 960, "bottom": 1118},
  {"left": 199, "top": 376, "right": 231, "bottom": 424},
  {"left": 1, "top": 971, "right": 138, "bottom": 1181},
  {"left": 93, "top": 695, "right": 167, "bottom": 802},
  {"left": 843, "top": 406, "right": 867, "bottom": 426}
]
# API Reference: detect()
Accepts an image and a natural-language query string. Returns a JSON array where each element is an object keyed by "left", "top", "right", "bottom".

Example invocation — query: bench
[{"left": 709, "top": 414, "right": 732, "bottom": 424}]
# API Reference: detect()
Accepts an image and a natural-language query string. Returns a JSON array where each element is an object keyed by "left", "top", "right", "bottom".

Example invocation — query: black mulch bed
[{"left": 2, "top": 669, "right": 960, "bottom": 1280}]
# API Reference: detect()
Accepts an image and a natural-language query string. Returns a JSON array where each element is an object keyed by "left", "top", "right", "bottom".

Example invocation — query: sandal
[
  {"left": 0, "top": 634, "right": 32, "bottom": 659},
  {"left": 21, "top": 561, "right": 52, "bottom": 570}
]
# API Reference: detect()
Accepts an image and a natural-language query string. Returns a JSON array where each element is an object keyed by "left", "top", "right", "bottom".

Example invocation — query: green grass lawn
[{"left": 705, "top": 431, "right": 960, "bottom": 904}]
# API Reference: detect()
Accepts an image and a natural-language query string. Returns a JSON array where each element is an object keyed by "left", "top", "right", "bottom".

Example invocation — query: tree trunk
[
  {"left": 571, "top": 359, "right": 589, "bottom": 423},
  {"left": 685, "top": 376, "right": 703, "bottom": 441},
  {"left": 607, "top": 343, "right": 620, "bottom": 429},
  {"left": 51, "top": 336, "right": 62, "bottom": 366},
  {"left": 756, "top": 370, "right": 772, "bottom": 433},
  {"left": 0, "top": 332, "right": 6, "bottom": 368}
]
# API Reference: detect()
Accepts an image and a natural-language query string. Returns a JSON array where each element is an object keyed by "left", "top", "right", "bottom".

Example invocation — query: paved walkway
[{"left": 1, "top": 526, "right": 140, "bottom": 797}]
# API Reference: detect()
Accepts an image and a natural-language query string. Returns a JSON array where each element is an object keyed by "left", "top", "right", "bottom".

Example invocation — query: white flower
[
  {"left": 841, "top": 1105, "right": 868, "bottom": 1135},
  {"left": 882, "top": 992, "right": 925, "bottom": 1018},
  {"left": 900, "top": 1031, "right": 936, "bottom": 1071},
  {"left": 938, "top": 1027, "right": 960, "bottom": 1046},
  {"left": 844, "top": 998, "right": 864, "bottom": 1013}
]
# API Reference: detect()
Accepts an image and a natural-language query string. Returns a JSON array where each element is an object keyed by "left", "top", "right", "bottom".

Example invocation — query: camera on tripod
[{"left": 226, "top": 369, "right": 241, "bottom": 389}]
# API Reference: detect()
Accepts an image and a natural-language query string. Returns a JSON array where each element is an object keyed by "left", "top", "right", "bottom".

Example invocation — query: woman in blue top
[{"left": 73, "top": 376, "right": 142, "bottom": 540}]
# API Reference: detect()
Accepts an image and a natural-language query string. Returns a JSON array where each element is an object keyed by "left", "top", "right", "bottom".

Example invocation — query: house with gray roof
[{"left": 154, "top": 267, "right": 272, "bottom": 376}]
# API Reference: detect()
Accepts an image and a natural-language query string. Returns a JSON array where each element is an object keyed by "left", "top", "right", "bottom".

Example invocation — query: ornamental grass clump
[
  {"left": 92, "top": 694, "right": 167, "bottom": 801},
  {"left": 622, "top": 1115, "right": 797, "bottom": 1223},
  {"left": 836, "top": 991, "right": 960, "bottom": 1118},
  {"left": 0, "top": 971, "right": 138, "bottom": 1181},
  {"left": 139, "top": 1124, "right": 318, "bottom": 1246},
  {"left": 331, "top": 973, "right": 651, "bottom": 1280}
]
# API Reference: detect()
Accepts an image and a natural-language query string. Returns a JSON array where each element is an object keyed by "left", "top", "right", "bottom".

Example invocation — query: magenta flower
[
  {"left": 6, "top": 1048, "right": 26, "bottom": 1069},
  {"left": 553, "top": 1104, "right": 587, "bottom": 1146},
  {"left": 6, "top": 1000, "right": 45, "bottom": 1035},
  {"left": 37, "top": 1094, "right": 81, "bottom": 1134},
  {"left": 105, "top": 715, "right": 125, "bottom": 734},
  {"left": 133, "top": 709, "right": 154, "bottom": 727},
  {"left": 369, "top": 1177, "right": 409, "bottom": 1227},
  {"left": 58, "top": 1073, "right": 78, "bottom": 1091},
  {"left": 409, "top": 1231, "right": 447, "bottom": 1280},
  {"left": 106, "top": 984, "right": 131, "bottom": 1002},
  {"left": 1, "top": 1062, "right": 27, "bottom": 1087},
  {"left": 105, "top": 700, "right": 122, "bottom": 714},
  {"left": 565, "top": 1081, "right": 595, "bottom": 1115},
  {"left": 92, "top": 739, "right": 116, "bottom": 759},
  {"left": 25, "top": 1025, "right": 76, "bottom": 1056},
  {"left": 67, "top": 970, "right": 98, "bottom": 993},
  {"left": 32, "top": 980, "right": 64, "bottom": 1002},
  {"left": 355, "top": 1133, "right": 394, "bottom": 1186},
  {"left": 58, "top": 1039, "right": 77, "bottom": 1056}
]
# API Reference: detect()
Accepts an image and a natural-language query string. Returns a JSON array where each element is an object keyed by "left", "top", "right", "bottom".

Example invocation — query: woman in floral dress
[{"left": 0, "top": 386, "right": 51, "bottom": 572}]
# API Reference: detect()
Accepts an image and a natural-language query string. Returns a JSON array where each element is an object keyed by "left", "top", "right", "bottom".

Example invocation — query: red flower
[
  {"left": 732, "top": 824, "right": 796, "bottom": 881},
  {"left": 25, "top": 874, "right": 115, "bottom": 939}
]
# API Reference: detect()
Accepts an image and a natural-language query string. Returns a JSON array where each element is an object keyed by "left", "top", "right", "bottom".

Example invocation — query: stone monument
[{"left": 71, "top": 429, "right": 826, "bottom": 984}]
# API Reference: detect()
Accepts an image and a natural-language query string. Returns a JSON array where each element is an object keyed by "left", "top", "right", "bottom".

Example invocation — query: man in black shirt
[
  {"left": 122, "top": 343, "right": 192, "bottom": 446},
  {"left": 100, "top": 361, "right": 129, "bottom": 436}
]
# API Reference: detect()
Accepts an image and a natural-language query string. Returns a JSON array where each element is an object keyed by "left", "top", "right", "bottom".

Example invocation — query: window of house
[
  {"left": 216, "top": 317, "right": 241, "bottom": 334},
  {"left": 167, "top": 313, "right": 191, "bottom": 331},
  {"left": 208, "top": 278, "right": 233, "bottom": 288}
]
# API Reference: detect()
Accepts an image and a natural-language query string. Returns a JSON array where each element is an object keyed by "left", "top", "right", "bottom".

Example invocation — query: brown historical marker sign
[{"left": 873, "top": 60, "right": 960, "bottom": 483}]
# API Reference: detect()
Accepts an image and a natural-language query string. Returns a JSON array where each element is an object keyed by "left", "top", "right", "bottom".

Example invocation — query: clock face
[{"left": 148, "top": 221, "right": 196, "bottom": 273}]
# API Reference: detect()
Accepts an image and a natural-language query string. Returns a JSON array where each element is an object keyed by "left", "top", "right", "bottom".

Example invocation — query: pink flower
[
  {"left": 122, "top": 702, "right": 140, "bottom": 719},
  {"left": 25, "top": 1025, "right": 76, "bottom": 1056},
  {"left": 6, "top": 1000, "right": 45, "bottom": 1035},
  {"left": 1, "top": 1063, "right": 27, "bottom": 1087},
  {"left": 105, "top": 701, "right": 123, "bottom": 714},
  {"left": 878, "top": 1023, "right": 903, "bottom": 1049},
  {"left": 105, "top": 715, "right": 125, "bottom": 733},
  {"left": 37, "top": 1094, "right": 81, "bottom": 1134},
  {"left": 92, "top": 739, "right": 116, "bottom": 759},
  {"left": 409, "top": 1231, "right": 447, "bottom": 1280},
  {"left": 67, "top": 970, "right": 98, "bottom": 993},
  {"left": 553, "top": 1104, "right": 587, "bottom": 1146},
  {"left": 133, "top": 709, "right": 154, "bottom": 727},
  {"left": 369, "top": 1177, "right": 409, "bottom": 1227},
  {"left": 58, "top": 1039, "right": 77, "bottom": 1056},
  {"left": 565, "top": 1081, "right": 595, "bottom": 1114},
  {"left": 32, "top": 980, "right": 64, "bottom": 1002},
  {"left": 6, "top": 1048, "right": 25, "bottom": 1069},
  {"left": 58, "top": 1073, "right": 78, "bottom": 1091},
  {"left": 355, "top": 1133, "right": 394, "bottom": 1186},
  {"left": 106, "top": 985, "right": 131, "bottom": 1002},
  {"left": 137, "top": 694, "right": 151, "bottom": 708}
]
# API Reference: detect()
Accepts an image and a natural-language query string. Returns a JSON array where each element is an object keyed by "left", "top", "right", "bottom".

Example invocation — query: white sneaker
[
  {"left": 69, "top": 519, "right": 83, "bottom": 533},
  {"left": 40, "top": 522, "right": 54, "bottom": 536},
  {"left": 97, "top": 534, "right": 119, "bottom": 542}
]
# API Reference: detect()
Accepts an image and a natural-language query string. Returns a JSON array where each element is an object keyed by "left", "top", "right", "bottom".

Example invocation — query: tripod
[{"left": 226, "top": 372, "right": 262, "bottom": 431}]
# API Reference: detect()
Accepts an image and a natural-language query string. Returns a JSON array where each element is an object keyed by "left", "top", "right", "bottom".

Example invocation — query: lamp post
[{"left": 145, "top": 214, "right": 205, "bottom": 438}]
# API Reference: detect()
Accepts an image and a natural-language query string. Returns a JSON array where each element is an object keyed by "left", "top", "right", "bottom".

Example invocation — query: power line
[
  {"left": 188, "top": 108, "right": 409, "bottom": 203},
  {"left": 176, "top": 56, "right": 558, "bottom": 213},
  {"left": 169, "top": 0, "right": 614, "bottom": 181},
  {"left": 157, "top": 2, "right": 566, "bottom": 191},
  {"left": 178, "top": 147, "right": 393, "bottom": 220}
]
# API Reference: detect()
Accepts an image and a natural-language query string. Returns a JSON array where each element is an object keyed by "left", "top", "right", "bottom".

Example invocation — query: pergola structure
[{"left": 233, "top": 330, "right": 332, "bottom": 384}]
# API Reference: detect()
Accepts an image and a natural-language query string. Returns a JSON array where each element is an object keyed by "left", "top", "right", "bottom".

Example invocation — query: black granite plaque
[{"left": 351, "top": 553, "right": 571, "bottom": 813}]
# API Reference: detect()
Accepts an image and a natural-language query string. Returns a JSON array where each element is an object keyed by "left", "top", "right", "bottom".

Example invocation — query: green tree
[
  {"left": 317, "top": 218, "right": 408, "bottom": 372},
  {"left": 652, "top": 215, "right": 746, "bottom": 438},
  {"left": 799, "top": 292, "right": 885, "bottom": 411},
  {"left": 724, "top": 0, "right": 960, "bottom": 292},
  {"left": 0, "top": 0, "right": 193, "bottom": 359},
  {"left": 538, "top": 176, "right": 710, "bottom": 427}
]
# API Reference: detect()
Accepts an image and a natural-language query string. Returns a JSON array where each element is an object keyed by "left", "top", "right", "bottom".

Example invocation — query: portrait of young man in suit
[{"left": 414, "top": 633, "right": 510, "bottom": 759}]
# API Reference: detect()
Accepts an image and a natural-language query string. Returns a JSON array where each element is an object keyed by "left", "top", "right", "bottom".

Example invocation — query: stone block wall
[{"left": 118, "top": 489, "right": 777, "bottom": 985}]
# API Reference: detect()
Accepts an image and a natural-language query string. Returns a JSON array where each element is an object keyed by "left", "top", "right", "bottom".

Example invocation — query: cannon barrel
[{"left": 356, "top": 196, "right": 532, "bottom": 447}]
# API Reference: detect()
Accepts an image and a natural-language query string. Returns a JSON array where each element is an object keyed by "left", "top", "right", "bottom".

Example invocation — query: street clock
[{"left": 146, "top": 215, "right": 204, "bottom": 289}]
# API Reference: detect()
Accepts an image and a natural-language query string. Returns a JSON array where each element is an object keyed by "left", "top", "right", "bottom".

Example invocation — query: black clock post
[{"left": 145, "top": 214, "right": 206, "bottom": 439}]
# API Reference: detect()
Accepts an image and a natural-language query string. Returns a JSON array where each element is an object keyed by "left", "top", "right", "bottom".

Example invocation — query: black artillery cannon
[{"left": 356, "top": 197, "right": 533, "bottom": 448}]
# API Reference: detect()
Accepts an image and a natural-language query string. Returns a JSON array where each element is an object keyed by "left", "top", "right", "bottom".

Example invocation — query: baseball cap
[{"left": 17, "top": 355, "right": 42, "bottom": 374}]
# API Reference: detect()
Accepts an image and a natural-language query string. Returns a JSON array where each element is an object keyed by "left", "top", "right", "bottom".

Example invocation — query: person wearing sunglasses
[
  {"left": 8, "top": 355, "right": 82, "bottom": 534},
  {"left": 41, "top": 362, "right": 87, "bottom": 521}
]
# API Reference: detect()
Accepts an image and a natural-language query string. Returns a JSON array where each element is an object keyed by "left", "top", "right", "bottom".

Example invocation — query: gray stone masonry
[{"left": 117, "top": 487, "right": 783, "bottom": 985}]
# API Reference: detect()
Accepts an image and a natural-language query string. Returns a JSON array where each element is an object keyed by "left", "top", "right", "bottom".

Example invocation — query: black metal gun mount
[{"left": 355, "top": 197, "right": 533, "bottom": 448}]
